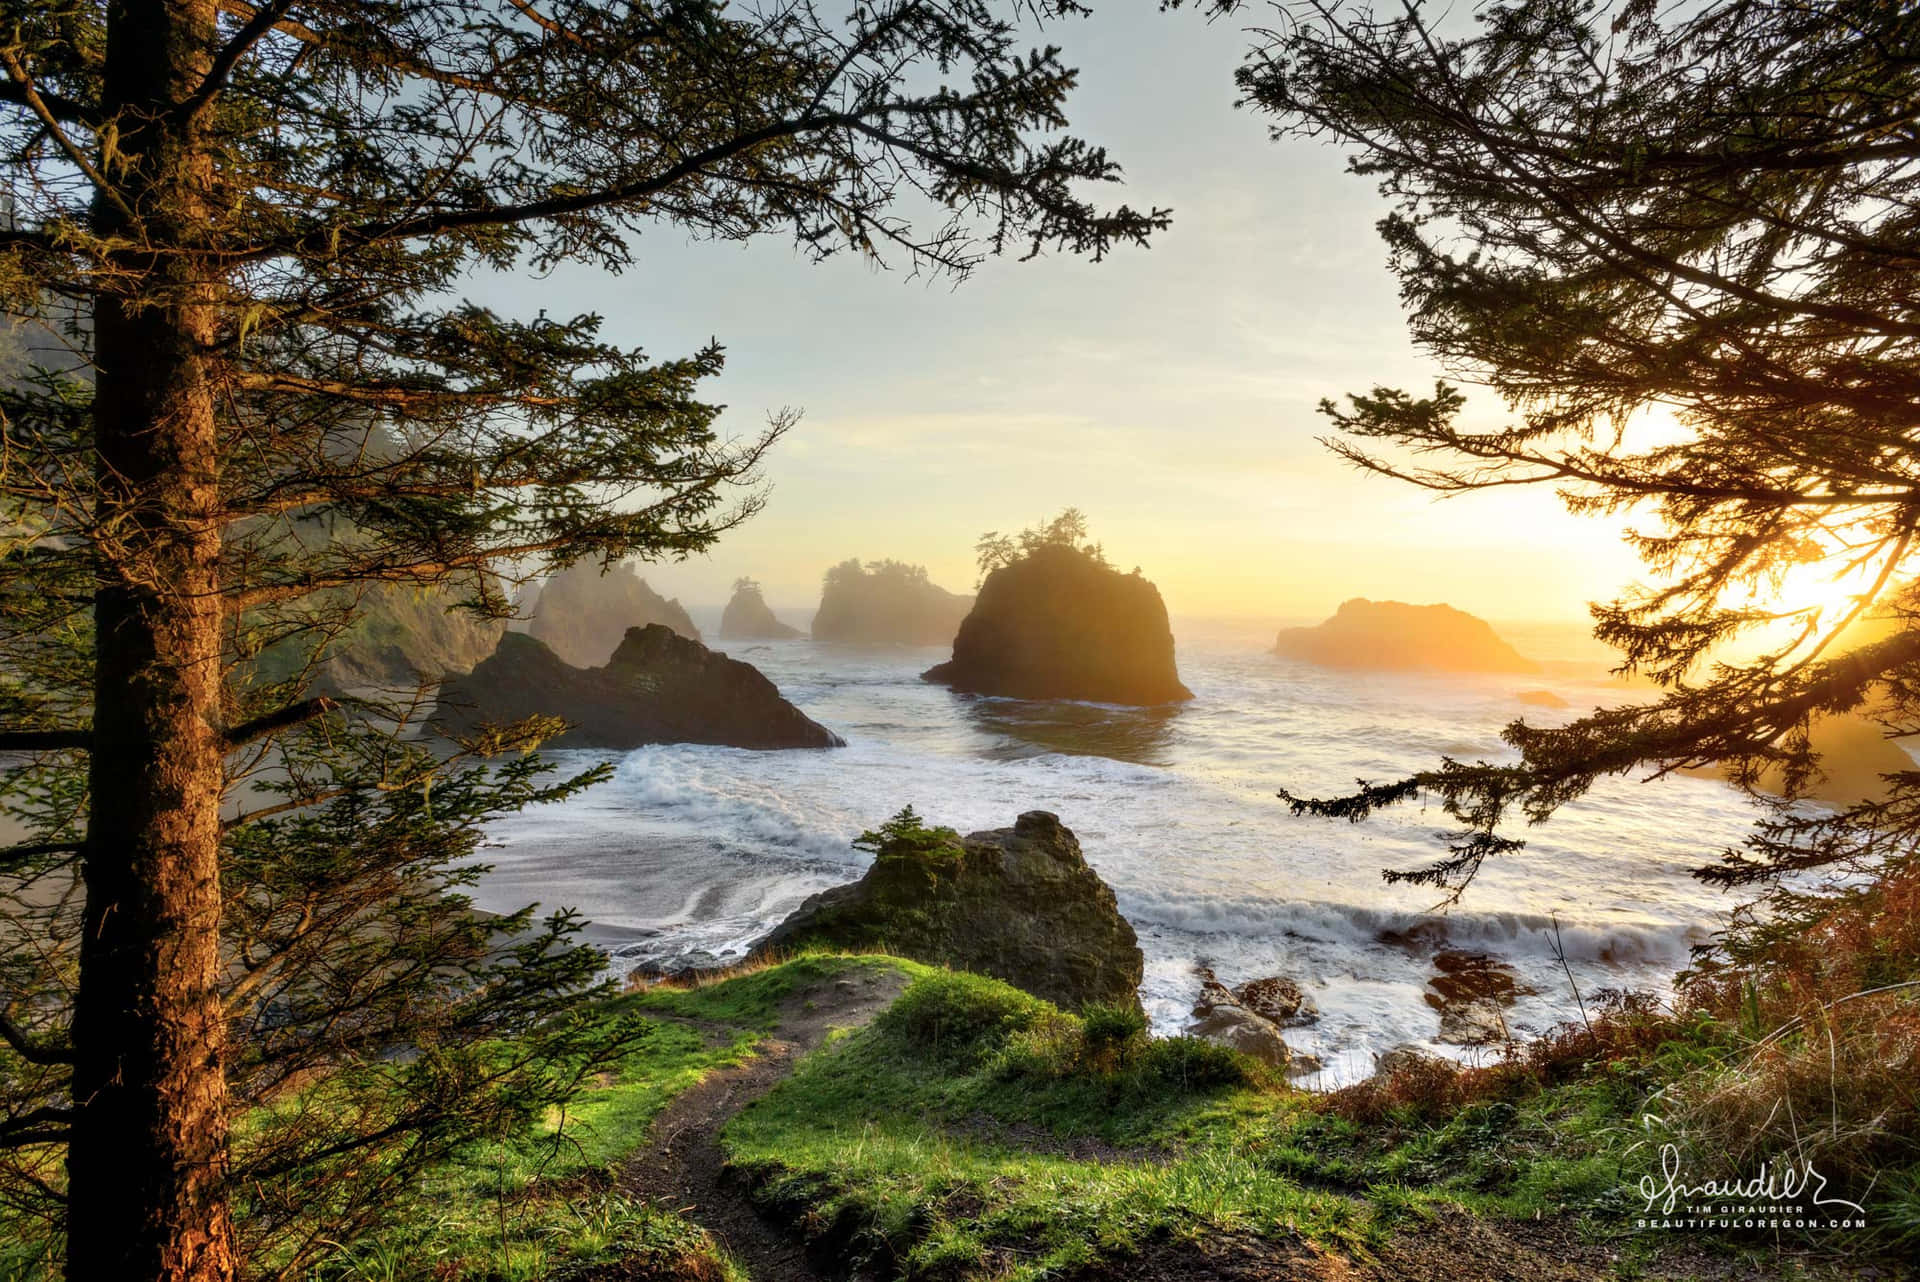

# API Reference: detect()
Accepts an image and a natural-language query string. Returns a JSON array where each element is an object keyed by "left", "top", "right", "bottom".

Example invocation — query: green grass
[{"left": 310, "top": 952, "right": 915, "bottom": 1281}]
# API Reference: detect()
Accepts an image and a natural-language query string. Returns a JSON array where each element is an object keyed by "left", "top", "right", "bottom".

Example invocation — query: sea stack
[
  {"left": 719, "top": 578, "right": 803, "bottom": 640},
  {"left": 923, "top": 543, "right": 1191, "bottom": 704},
  {"left": 1272, "top": 598, "right": 1540, "bottom": 674},
  {"left": 522, "top": 561, "right": 701, "bottom": 667},
  {"left": 810, "top": 558, "right": 972, "bottom": 645},
  {"left": 752, "top": 810, "right": 1144, "bottom": 1012},
  {"left": 434, "top": 625, "right": 842, "bottom": 750}
]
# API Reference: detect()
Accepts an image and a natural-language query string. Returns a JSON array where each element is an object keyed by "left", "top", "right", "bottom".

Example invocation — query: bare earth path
[{"left": 623, "top": 968, "right": 910, "bottom": 1282}]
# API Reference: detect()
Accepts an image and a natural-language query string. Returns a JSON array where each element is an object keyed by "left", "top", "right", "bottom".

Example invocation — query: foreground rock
[
  {"left": 752, "top": 811, "right": 1143, "bottom": 1012},
  {"left": 924, "top": 544, "right": 1192, "bottom": 704},
  {"left": 1186, "top": 967, "right": 1318, "bottom": 1071},
  {"left": 1273, "top": 599, "right": 1540, "bottom": 674},
  {"left": 1425, "top": 951, "right": 1529, "bottom": 1046},
  {"left": 522, "top": 561, "right": 701, "bottom": 666},
  {"left": 434, "top": 626, "right": 842, "bottom": 750},
  {"left": 720, "top": 578, "right": 803, "bottom": 640},
  {"left": 810, "top": 558, "right": 972, "bottom": 645}
]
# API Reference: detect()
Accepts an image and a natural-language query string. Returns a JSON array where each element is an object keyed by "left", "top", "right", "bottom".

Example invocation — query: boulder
[
  {"left": 811, "top": 558, "right": 972, "bottom": 645},
  {"left": 1273, "top": 599, "right": 1540, "bottom": 674},
  {"left": 1187, "top": 966, "right": 1308, "bottom": 1067},
  {"left": 433, "top": 626, "right": 842, "bottom": 750},
  {"left": 1187, "top": 1006, "right": 1291, "bottom": 1069},
  {"left": 1424, "top": 950, "right": 1529, "bottom": 1046},
  {"left": 523, "top": 562, "right": 701, "bottom": 667},
  {"left": 923, "top": 544, "right": 1192, "bottom": 704},
  {"left": 720, "top": 580, "right": 804, "bottom": 640},
  {"left": 751, "top": 811, "right": 1143, "bottom": 1012},
  {"left": 1233, "top": 976, "right": 1319, "bottom": 1027},
  {"left": 1375, "top": 1043, "right": 1453, "bottom": 1077}
]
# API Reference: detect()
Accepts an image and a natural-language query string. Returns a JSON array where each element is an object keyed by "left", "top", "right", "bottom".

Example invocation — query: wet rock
[
  {"left": 1425, "top": 950, "right": 1529, "bottom": 1046},
  {"left": 1233, "top": 976, "right": 1319, "bottom": 1027},
  {"left": 1187, "top": 1005, "right": 1291, "bottom": 1069},
  {"left": 1375, "top": 1043, "right": 1452, "bottom": 1076},
  {"left": 751, "top": 811, "right": 1143, "bottom": 1012}
]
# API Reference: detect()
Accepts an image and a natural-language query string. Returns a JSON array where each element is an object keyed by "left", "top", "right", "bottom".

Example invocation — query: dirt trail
[{"left": 623, "top": 968, "right": 909, "bottom": 1282}]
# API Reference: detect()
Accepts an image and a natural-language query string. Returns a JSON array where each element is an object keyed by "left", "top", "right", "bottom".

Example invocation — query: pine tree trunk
[{"left": 66, "top": 1, "right": 234, "bottom": 1278}]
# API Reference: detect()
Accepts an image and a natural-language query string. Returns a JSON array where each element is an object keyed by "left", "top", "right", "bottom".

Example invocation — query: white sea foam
[{"left": 468, "top": 628, "right": 1763, "bottom": 1084}]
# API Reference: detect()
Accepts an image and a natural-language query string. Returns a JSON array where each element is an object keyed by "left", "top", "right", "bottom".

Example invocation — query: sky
[{"left": 468, "top": 3, "right": 1648, "bottom": 623}]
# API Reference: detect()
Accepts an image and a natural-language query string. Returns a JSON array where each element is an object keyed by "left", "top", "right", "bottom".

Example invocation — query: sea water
[{"left": 465, "top": 615, "right": 1765, "bottom": 1085}]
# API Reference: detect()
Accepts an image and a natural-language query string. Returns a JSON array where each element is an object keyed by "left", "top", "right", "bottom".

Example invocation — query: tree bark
[{"left": 66, "top": 1, "right": 235, "bottom": 1278}]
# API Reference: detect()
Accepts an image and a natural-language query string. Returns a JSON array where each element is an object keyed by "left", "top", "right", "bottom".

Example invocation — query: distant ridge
[{"left": 1273, "top": 598, "right": 1540, "bottom": 674}]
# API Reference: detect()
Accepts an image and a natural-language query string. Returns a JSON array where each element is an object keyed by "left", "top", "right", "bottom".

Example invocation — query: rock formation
[
  {"left": 923, "top": 544, "right": 1192, "bottom": 704},
  {"left": 720, "top": 578, "right": 803, "bottom": 640},
  {"left": 810, "top": 558, "right": 972, "bottom": 646},
  {"left": 522, "top": 561, "right": 701, "bottom": 667},
  {"left": 433, "top": 625, "right": 842, "bottom": 750},
  {"left": 1516, "top": 689, "right": 1570, "bottom": 709},
  {"left": 1424, "top": 951, "right": 1529, "bottom": 1046},
  {"left": 1272, "top": 598, "right": 1541, "bottom": 674},
  {"left": 1184, "top": 967, "right": 1317, "bottom": 1072},
  {"left": 751, "top": 811, "right": 1143, "bottom": 1012},
  {"left": 307, "top": 583, "right": 505, "bottom": 692}
]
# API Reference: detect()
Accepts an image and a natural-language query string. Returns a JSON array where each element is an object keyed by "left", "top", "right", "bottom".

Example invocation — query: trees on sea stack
[
  {"left": 1244, "top": 0, "right": 1920, "bottom": 893},
  {"left": 0, "top": 0, "right": 1163, "bottom": 1275}
]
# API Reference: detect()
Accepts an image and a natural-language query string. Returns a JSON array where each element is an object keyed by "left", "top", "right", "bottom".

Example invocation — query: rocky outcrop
[
  {"left": 1185, "top": 967, "right": 1316, "bottom": 1072},
  {"left": 1516, "top": 689, "right": 1569, "bottom": 709},
  {"left": 751, "top": 811, "right": 1143, "bottom": 1012},
  {"left": 923, "top": 545, "right": 1192, "bottom": 704},
  {"left": 1273, "top": 599, "right": 1540, "bottom": 674},
  {"left": 720, "top": 579, "right": 803, "bottom": 641},
  {"left": 1424, "top": 951, "right": 1529, "bottom": 1046},
  {"left": 810, "top": 559, "right": 972, "bottom": 646},
  {"left": 433, "top": 626, "right": 842, "bottom": 750},
  {"left": 523, "top": 562, "right": 701, "bottom": 667},
  {"left": 1233, "top": 976, "right": 1319, "bottom": 1027}
]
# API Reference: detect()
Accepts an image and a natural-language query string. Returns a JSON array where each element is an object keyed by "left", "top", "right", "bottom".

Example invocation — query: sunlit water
[{"left": 465, "top": 615, "right": 1770, "bottom": 1085}]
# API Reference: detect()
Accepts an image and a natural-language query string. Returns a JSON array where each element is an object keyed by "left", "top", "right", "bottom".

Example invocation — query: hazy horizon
[{"left": 468, "top": 4, "right": 1645, "bottom": 628}]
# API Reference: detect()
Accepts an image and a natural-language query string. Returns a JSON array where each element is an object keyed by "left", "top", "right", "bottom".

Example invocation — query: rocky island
[
  {"left": 923, "top": 512, "right": 1191, "bottom": 704},
  {"left": 752, "top": 808, "right": 1143, "bottom": 1012},
  {"left": 718, "top": 576, "right": 803, "bottom": 640},
  {"left": 521, "top": 561, "right": 701, "bottom": 667},
  {"left": 433, "top": 625, "right": 841, "bottom": 750},
  {"left": 1273, "top": 598, "right": 1541, "bottom": 674},
  {"left": 809, "top": 558, "right": 972, "bottom": 645}
]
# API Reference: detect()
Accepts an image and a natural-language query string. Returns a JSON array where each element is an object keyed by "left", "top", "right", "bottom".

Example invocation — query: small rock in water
[
  {"left": 1374, "top": 1043, "right": 1452, "bottom": 1076},
  {"left": 1232, "top": 976, "right": 1319, "bottom": 1026},
  {"left": 1424, "top": 950, "right": 1529, "bottom": 1046},
  {"left": 1187, "top": 1006, "right": 1291, "bottom": 1069}
]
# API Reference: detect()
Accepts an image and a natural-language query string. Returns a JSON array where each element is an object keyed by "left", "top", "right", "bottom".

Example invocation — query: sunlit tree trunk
[{"left": 66, "top": 1, "right": 234, "bottom": 1277}]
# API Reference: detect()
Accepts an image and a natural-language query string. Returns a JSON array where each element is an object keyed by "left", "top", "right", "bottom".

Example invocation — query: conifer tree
[
  {"left": 1241, "top": 0, "right": 1920, "bottom": 893},
  {"left": 0, "top": 0, "right": 1163, "bottom": 1276}
]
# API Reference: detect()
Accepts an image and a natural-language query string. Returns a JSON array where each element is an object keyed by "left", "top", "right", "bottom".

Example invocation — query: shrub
[{"left": 876, "top": 971, "right": 1054, "bottom": 1067}]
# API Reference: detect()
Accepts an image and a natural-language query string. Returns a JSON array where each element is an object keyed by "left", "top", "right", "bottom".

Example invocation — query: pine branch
[
  {"left": 225, "top": 697, "right": 338, "bottom": 749},
  {"left": 0, "top": 1016, "right": 73, "bottom": 1066}
]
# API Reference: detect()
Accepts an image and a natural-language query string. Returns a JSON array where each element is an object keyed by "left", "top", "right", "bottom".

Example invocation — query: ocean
[{"left": 464, "top": 614, "right": 1766, "bottom": 1085}]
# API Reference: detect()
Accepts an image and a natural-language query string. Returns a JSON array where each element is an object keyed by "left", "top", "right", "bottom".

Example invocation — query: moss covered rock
[{"left": 752, "top": 809, "right": 1144, "bottom": 1012}]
